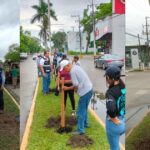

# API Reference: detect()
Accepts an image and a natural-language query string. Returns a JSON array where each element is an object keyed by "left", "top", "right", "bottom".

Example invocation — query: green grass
[
  {"left": 0, "top": 90, "right": 19, "bottom": 150},
  {"left": 27, "top": 77, "right": 109, "bottom": 150},
  {"left": 68, "top": 51, "right": 95, "bottom": 55},
  {"left": 126, "top": 112, "right": 150, "bottom": 150}
]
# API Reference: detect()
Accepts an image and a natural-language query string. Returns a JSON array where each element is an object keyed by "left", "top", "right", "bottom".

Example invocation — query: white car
[{"left": 20, "top": 53, "right": 28, "bottom": 59}]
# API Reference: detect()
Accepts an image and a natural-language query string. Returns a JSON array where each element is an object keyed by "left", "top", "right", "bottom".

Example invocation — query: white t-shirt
[
  {"left": 70, "top": 65, "right": 93, "bottom": 97},
  {"left": 40, "top": 57, "right": 50, "bottom": 66}
]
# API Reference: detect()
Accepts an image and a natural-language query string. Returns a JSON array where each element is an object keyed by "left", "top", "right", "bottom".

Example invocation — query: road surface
[
  {"left": 126, "top": 71, "right": 150, "bottom": 134},
  {"left": 20, "top": 55, "right": 38, "bottom": 139}
]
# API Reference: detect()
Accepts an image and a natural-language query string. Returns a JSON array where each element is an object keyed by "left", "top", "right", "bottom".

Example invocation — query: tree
[
  {"left": 20, "top": 26, "right": 42, "bottom": 53},
  {"left": 51, "top": 32, "right": 66, "bottom": 51},
  {"left": 5, "top": 44, "right": 20, "bottom": 62},
  {"left": 31, "top": 0, "right": 57, "bottom": 48},
  {"left": 81, "top": 9, "right": 93, "bottom": 53},
  {"left": 95, "top": 2, "right": 112, "bottom": 20}
]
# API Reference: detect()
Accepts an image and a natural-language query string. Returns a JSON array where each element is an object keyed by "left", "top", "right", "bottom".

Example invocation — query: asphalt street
[
  {"left": 20, "top": 55, "right": 38, "bottom": 139},
  {"left": 126, "top": 71, "right": 150, "bottom": 134}
]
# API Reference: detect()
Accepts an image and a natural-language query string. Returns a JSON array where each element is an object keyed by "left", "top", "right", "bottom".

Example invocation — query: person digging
[{"left": 60, "top": 60, "right": 93, "bottom": 135}]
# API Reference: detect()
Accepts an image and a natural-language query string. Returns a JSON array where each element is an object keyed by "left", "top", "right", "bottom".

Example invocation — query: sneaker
[{"left": 71, "top": 110, "right": 76, "bottom": 116}]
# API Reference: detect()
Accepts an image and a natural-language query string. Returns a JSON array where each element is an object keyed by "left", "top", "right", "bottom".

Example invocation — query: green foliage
[
  {"left": 20, "top": 26, "right": 41, "bottom": 53},
  {"left": 5, "top": 44, "right": 20, "bottom": 62},
  {"left": 31, "top": 0, "right": 57, "bottom": 48},
  {"left": 51, "top": 32, "right": 66, "bottom": 51},
  {"left": 80, "top": 9, "right": 93, "bottom": 53},
  {"left": 68, "top": 51, "right": 94, "bottom": 55},
  {"left": 96, "top": 2, "right": 112, "bottom": 20}
]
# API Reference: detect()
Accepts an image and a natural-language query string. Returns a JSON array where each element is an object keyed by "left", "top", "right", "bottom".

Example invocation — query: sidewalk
[{"left": 5, "top": 84, "right": 20, "bottom": 104}]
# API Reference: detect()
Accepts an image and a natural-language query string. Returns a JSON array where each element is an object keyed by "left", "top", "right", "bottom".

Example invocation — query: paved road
[
  {"left": 126, "top": 71, "right": 150, "bottom": 134},
  {"left": 20, "top": 56, "right": 38, "bottom": 139}
]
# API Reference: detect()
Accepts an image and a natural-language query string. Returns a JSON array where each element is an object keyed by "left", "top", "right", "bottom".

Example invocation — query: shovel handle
[{"left": 61, "top": 77, "right": 65, "bottom": 128}]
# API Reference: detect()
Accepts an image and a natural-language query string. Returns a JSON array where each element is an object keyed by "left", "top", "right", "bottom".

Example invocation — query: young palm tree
[{"left": 31, "top": 0, "right": 57, "bottom": 48}]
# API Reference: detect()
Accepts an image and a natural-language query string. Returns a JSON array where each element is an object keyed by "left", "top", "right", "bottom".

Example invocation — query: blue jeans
[
  {"left": 77, "top": 90, "right": 93, "bottom": 134},
  {"left": 42, "top": 72, "right": 51, "bottom": 93},
  {"left": 106, "top": 116, "right": 125, "bottom": 150}
]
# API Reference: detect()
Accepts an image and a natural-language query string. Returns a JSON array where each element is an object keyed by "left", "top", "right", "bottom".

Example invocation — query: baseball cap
[
  {"left": 60, "top": 60, "right": 70, "bottom": 71},
  {"left": 104, "top": 65, "right": 121, "bottom": 79}
]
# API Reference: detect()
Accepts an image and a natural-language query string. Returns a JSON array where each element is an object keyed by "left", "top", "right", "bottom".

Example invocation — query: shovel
[{"left": 57, "top": 77, "right": 72, "bottom": 134}]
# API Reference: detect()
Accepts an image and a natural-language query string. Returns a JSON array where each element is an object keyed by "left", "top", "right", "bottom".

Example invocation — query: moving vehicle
[{"left": 94, "top": 54, "right": 124, "bottom": 70}]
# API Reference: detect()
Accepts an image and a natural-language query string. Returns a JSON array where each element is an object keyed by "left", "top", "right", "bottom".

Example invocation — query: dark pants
[
  {"left": 0, "top": 89, "right": 4, "bottom": 110},
  {"left": 64, "top": 84, "right": 75, "bottom": 110}
]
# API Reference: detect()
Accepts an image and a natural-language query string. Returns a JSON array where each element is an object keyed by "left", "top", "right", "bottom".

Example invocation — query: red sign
[{"left": 114, "top": 0, "right": 125, "bottom": 14}]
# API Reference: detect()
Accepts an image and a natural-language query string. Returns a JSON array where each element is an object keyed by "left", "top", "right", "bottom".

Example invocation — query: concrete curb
[
  {"left": 126, "top": 109, "right": 150, "bottom": 138},
  {"left": 4, "top": 87, "right": 20, "bottom": 109},
  {"left": 89, "top": 107, "right": 125, "bottom": 150},
  {"left": 20, "top": 79, "right": 39, "bottom": 150}
]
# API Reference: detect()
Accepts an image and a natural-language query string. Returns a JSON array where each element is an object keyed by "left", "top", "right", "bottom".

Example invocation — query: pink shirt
[{"left": 59, "top": 69, "right": 71, "bottom": 80}]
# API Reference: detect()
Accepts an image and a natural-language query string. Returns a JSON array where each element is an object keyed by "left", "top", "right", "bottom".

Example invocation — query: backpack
[{"left": 117, "top": 88, "right": 126, "bottom": 116}]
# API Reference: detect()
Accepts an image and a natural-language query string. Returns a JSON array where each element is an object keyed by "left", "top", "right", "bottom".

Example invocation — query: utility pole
[
  {"left": 71, "top": 15, "right": 82, "bottom": 54},
  {"left": 137, "top": 34, "right": 142, "bottom": 62},
  {"left": 142, "top": 16, "right": 150, "bottom": 62},
  {"left": 88, "top": 0, "right": 97, "bottom": 56},
  {"left": 48, "top": 0, "right": 52, "bottom": 53}
]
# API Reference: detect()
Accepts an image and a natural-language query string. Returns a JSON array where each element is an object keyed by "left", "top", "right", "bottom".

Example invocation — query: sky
[
  {"left": 0, "top": 0, "right": 149, "bottom": 60},
  {"left": 126, "top": 0, "right": 150, "bottom": 45},
  {"left": 0, "top": 0, "right": 20, "bottom": 61},
  {"left": 20, "top": 0, "right": 109, "bottom": 37}
]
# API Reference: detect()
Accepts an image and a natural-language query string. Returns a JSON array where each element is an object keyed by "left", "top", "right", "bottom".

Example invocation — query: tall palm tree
[{"left": 31, "top": 0, "right": 57, "bottom": 48}]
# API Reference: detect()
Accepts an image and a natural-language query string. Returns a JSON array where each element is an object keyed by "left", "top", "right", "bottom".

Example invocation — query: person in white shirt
[
  {"left": 72, "top": 55, "right": 81, "bottom": 66},
  {"left": 60, "top": 60, "right": 93, "bottom": 135},
  {"left": 40, "top": 51, "right": 52, "bottom": 95}
]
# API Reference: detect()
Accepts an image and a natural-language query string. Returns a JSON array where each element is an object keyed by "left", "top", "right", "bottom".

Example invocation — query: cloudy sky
[
  {"left": 21, "top": 0, "right": 109, "bottom": 37},
  {"left": 126, "top": 0, "right": 150, "bottom": 45},
  {"left": 0, "top": 0, "right": 20, "bottom": 61}
]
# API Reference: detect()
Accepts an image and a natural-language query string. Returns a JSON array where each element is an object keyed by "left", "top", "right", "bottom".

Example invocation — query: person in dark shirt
[{"left": 105, "top": 65, "right": 125, "bottom": 150}]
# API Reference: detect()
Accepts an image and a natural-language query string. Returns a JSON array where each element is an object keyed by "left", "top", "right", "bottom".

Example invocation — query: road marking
[
  {"left": 20, "top": 79, "right": 39, "bottom": 150},
  {"left": 4, "top": 87, "right": 20, "bottom": 109},
  {"left": 136, "top": 90, "right": 148, "bottom": 95}
]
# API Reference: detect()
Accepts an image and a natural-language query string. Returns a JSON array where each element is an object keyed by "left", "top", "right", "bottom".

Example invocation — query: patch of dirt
[
  {"left": 134, "top": 138, "right": 150, "bottom": 150},
  {"left": 45, "top": 116, "right": 77, "bottom": 128},
  {"left": 0, "top": 112, "right": 19, "bottom": 150},
  {"left": 67, "top": 134, "right": 94, "bottom": 148}
]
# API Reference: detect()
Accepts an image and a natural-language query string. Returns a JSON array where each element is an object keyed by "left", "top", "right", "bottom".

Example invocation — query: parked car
[
  {"left": 94, "top": 54, "right": 124, "bottom": 70},
  {"left": 20, "top": 53, "right": 28, "bottom": 60}
]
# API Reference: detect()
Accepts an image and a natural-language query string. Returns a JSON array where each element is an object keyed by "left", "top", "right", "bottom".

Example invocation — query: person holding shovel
[
  {"left": 105, "top": 65, "right": 125, "bottom": 150},
  {"left": 60, "top": 60, "right": 93, "bottom": 135},
  {"left": 57, "top": 66, "right": 76, "bottom": 116}
]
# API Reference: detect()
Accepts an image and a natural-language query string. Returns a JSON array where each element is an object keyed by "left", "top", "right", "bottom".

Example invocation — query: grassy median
[
  {"left": 27, "top": 77, "right": 109, "bottom": 150},
  {"left": 126, "top": 112, "right": 150, "bottom": 150},
  {"left": 0, "top": 90, "right": 19, "bottom": 150}
]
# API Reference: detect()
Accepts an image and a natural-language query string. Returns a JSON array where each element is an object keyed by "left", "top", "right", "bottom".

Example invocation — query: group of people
[
  {"left": 0, "top": 62, "right": 19, "bottom": 114},
  {"left": 36, "top": 50, "right": 125, "bottom": 150}
]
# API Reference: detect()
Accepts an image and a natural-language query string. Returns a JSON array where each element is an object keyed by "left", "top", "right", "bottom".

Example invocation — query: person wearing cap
[
  {"left": 40, "top": 51, "right": 52, "bottom": 95},
  {"left": 60, "top": 60, "right": 93, "bottom": 135},
  {"left": 57, "top": 64, "right": 76, "bottom": 116},
  {"left": 105, "top": 65, "right": 125, "bottom": 150},
  {"left": 0, "top": 63, "right": 5, "bottom": 114}
]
